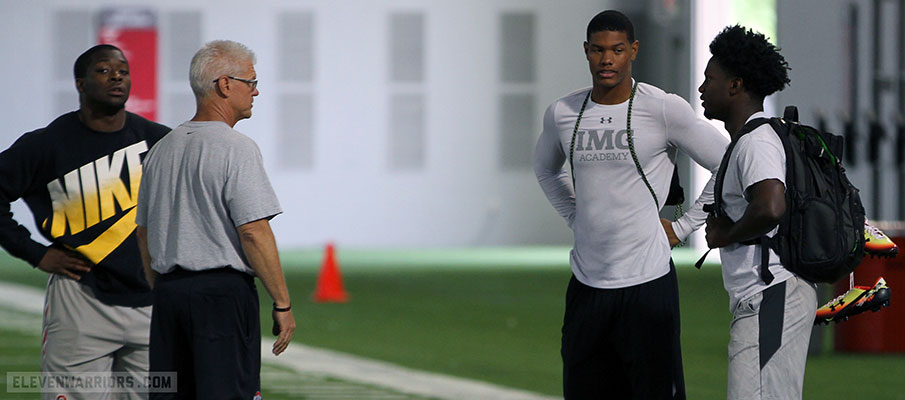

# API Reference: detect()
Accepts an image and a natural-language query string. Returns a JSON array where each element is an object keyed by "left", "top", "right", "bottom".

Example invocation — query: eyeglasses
[{"left": 214, "top": 76, "right": 258, "bottom": 90}]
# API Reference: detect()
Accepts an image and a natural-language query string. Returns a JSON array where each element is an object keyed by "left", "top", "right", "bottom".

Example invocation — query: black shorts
[
  {"left": 150, "top": 267, "right": 261, "bottom": 399},
  {"left": 561, "top": 261, "right": 685, "bottom": 399}
]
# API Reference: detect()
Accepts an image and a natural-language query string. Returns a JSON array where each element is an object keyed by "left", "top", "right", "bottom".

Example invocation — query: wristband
[{"left": 273, "top": 303, "right": 292, "bottom": 312}]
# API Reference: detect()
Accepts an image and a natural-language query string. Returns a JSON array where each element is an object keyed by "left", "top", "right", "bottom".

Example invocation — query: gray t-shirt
[
  {"left": 534, "top": 82, "right": 728, "bottom": 288},
  {"left": 136, "top": 121, "right": 282, "bottom": 275},
  {"left": 718, "top": 112, "right": 792, "bottom": 313}
]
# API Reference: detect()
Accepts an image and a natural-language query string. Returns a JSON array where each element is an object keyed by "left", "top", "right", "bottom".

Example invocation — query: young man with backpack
[{"left": 699, "top": 25, "right": 816, "bottom": 399}]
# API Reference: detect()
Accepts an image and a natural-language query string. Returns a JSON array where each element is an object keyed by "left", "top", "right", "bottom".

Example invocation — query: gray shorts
[
  {"left": 42, "top": 274, "right": 152, "bottom": 400},
  {"left": 727, "top": 275, "right": 817, "bottom": 400}
]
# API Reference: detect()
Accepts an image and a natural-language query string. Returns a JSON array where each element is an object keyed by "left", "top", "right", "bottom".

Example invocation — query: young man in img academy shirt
[
  {"left": 0, "top": 45, "right": 169, "bottom": 400},
  {"left": 534, "top": 10, "right": 728, "bottom": 399}
]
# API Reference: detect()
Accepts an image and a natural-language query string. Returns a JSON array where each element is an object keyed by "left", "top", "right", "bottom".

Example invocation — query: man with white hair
[{"left": 136, "top": 40, "right": 295, "bottom": 398}]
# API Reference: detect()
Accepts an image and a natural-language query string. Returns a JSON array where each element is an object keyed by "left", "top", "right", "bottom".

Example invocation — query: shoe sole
[
  {"left": 864, "top": 238, "right": 899, "bottom": 258},
  {"left": 815, "top": 287, "right": 891, "bottom": 325},
  {"left": 865, "top": 249, "right": 899, "bottom": 258},
  {"left": 857, "top": 287, "right": 891, "bottom": 312}
]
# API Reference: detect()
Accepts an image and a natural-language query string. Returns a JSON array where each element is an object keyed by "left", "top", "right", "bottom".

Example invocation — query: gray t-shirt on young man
[
  {"left": 718, "top": 112, "right": 793, "bottom": 313},
  {"left": 135, "top": 121, "right": 282, "bottom": 276}
]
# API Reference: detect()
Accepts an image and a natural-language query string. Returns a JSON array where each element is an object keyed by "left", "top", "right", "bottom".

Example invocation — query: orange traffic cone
[{"left": 312, "top": 242, "right": 349, "bottom": 303}]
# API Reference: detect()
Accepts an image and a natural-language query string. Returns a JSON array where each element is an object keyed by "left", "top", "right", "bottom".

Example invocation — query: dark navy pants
[
  {"left": 561, "top": 261, "right": 686, "bottom": 399},
  {"left": 149, "top": 267, "right": 260, "bottom": 400}
]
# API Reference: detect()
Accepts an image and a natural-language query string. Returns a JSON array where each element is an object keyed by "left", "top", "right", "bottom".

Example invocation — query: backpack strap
[
  {"left": 696, "top": 117, "right": 772, "bottom": 272},
  {"left": 711, "top": 117, "right": 771, "bottom": 217},
  {"left": 749, "top": 117, "right": 795, "bottom": 284},
  {"left": 752, "top": 117, "right": 797, "bottom": 284},
  {"left": 754, "top": 237, "right": 775, "bottom": 284},
  {"left": 783, "top": 105, "right": 799, "bottom": 123}
]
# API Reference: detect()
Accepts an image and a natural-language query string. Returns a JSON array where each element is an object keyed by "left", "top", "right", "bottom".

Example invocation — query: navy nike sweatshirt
[{"left": 0, "top": 111, "right": 169, "bottom": 307}]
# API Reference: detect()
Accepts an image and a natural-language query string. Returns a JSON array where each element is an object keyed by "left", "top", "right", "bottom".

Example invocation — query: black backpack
[{"left": 708, "top": 106, "right": 865, "bottom": 284}]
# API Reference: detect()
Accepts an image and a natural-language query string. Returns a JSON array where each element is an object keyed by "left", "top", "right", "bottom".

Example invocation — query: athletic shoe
[
  {"left": 864, "top": 219, "right": 898, "bottom": 258},
  {"left": 815, "top": 277, "right": 891, "bottom": 325}
]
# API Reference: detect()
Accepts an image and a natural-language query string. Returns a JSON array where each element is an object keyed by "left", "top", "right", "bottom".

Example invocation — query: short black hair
[
  {"left": 73, "top": 44, "right": 124, "bottom": 80},
  {"left": 587, "top": 10, "right": 635, "bottom": 42},
  {"left": 709, "top": 25, "right": 790, "bottom": 98}
]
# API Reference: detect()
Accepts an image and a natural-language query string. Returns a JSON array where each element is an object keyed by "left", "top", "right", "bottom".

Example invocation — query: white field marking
[
  {"left": 0, "top": 280, "right": 560, "bottom": 400},
  {"left": 0, "top": 307, "right": 42, "bottom": 334},
  {"left": 0, "top": 281, "right": 45, "bottom": 335},
  {"left": 262, "top": 340, "right": 560, "bottom": 400},
  {"left": 262, "top": 369, "right": 421, "bottom": 399},
  {"left": 0, "top": 281, "right": 44, "bottom": 314}
]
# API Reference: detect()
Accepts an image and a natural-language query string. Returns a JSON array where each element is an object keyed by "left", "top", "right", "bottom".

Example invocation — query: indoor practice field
[{"left": 1, "top": 248, "right": 903, "bottom": 399}]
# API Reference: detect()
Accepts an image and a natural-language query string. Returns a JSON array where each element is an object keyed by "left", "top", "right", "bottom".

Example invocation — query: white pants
[
  {"left": 41, "top": 275, "right": 152, "bottom": 400},
  {"left": 727, "top": 275, "right": 817, "bottom": 400}
]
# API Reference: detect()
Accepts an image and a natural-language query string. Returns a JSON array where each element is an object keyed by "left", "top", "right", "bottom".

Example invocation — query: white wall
[
  {"left": 3, "top": 0, "right": 639, "bottom": 249},
  {"left": 777, "top": 0, "right": 904, "bottom": 221}
]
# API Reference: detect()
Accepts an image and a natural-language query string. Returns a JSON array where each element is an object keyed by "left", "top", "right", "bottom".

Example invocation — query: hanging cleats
[
  {"left": 815, "top": 277, "right": 891, "bottom": 325},
  {"left": 864, "top": 219, "right": 899, "bottom": 258}
]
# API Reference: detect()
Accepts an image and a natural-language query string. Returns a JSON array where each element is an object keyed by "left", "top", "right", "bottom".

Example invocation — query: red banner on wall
[{"left": 97, "top": 8, "right": 158, "bottom": 121}]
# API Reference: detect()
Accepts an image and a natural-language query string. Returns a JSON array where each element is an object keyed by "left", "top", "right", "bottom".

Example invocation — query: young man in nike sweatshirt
[{"left": 0, "top": 44, "right": 170, "bottom": 400}]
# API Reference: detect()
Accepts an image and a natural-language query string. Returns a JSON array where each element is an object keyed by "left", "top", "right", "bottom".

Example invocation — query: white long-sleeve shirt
[{"left": 534, "top": 82, "right": 728, "bottom": 288}]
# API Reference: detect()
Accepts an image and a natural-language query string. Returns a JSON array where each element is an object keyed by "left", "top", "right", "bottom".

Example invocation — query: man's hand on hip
[
  {"left": 660, "top": 218, "right": 681, "bottom": 247},
  {"left": 37, "top": 247, "right": 92, "bottom": 280}
]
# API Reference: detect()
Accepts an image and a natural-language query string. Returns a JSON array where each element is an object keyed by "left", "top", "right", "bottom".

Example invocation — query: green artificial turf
[
  {"left": 2, "top": 249, "right": 904, "bottom": 399},
  {"left": 0, "top": 328, "right": 42, "bottom": 399},
  {"left": 278, "top": 266, "right": 570, "bottom": 394}
]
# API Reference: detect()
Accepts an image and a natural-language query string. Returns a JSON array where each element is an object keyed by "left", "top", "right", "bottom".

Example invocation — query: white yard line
[
  {"left": 0, "top": 281, "right": 559, "bottom": 400},
  {"left": 261, "top": 341, "right": 559, "bottom": 400},
  {"left": 0, "top": 281, "right": 44, "bottom": 314}
]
